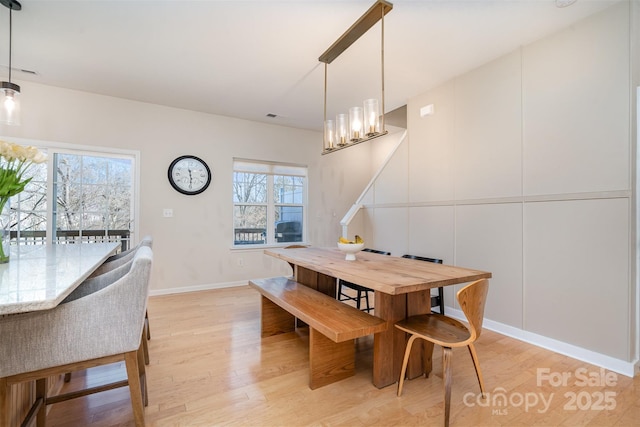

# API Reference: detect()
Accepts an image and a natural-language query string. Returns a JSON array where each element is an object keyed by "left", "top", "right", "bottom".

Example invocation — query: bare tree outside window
[
  {"left": 233, "top": 171, "right": 267, "bottom": 228},
  {"left": 10, "top": 158, "right": 47, "bottom": 236},
  {"left": 55, "top": 154, "right": 132, "bottom": 236}
]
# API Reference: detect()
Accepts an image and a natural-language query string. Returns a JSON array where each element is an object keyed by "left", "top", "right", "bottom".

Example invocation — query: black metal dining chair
[
  {"left": 401, "top": 254, "right": 445, "bottom": 314},
  {"left": 337, "top": 248, "right": 390, "bottom": 312}
]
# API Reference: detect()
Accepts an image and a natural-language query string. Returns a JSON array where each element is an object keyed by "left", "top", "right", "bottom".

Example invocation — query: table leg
[
  {"left": 294, "top": 266, "right": 337, "bottom": 329},
  {"left": 406, "top": 289, "right": 433, "bottom": 379},
  {"left": 373, "top": 291, "right": 406, "bottom": 388},
  {"left": 295, "top": 266, "right": 336, "bottom": 297}
]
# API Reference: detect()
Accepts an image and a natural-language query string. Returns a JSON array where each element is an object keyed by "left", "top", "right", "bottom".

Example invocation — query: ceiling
[{"left": 0, "top": 0, "right": 619, "bottom": 132}]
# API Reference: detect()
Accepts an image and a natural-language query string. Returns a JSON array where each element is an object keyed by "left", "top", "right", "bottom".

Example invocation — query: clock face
[{"left": 168, "top": 155, "right": 212, "bottom": 195}]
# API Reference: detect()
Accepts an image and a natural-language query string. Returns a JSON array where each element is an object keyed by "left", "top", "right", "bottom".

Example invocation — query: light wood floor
[{"left": 46, "top": 286, "right": 639, "bottom": 426}]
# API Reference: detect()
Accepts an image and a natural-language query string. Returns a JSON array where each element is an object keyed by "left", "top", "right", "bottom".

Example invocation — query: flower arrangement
[{"left": 0, "top": 140, "right": 47, "bottom": 263}]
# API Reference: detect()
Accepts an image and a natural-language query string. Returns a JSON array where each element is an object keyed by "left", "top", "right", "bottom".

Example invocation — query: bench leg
[
  {"left": 309, "top": 328, "right": 355, "bottom": 389},
  {"left": 260, "top": 296, "right": 295, "bottom": 337}
]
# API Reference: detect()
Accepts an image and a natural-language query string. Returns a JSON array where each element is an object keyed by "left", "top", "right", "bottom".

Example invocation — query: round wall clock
[{"left": 168, "top": 155, "right": 212, "bottom": 195}]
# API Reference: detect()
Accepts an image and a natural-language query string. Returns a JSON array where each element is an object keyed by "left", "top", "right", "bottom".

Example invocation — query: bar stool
[{"left": 0, "top": 247, "right": 153, "bottom": 427}]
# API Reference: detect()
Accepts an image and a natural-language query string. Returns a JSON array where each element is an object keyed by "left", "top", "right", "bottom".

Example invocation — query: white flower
[{"left": 0, "top": 140, "right": 47, "bottom": 198}]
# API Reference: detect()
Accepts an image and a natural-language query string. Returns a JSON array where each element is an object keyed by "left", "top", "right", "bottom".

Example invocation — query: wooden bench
[{"left": 249, "top": 276, "right": 387, "bottom": 389}]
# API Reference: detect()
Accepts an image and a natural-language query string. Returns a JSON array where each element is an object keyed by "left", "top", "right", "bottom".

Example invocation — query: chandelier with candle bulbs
[{"left": 319, "top": 0, "right": 392, "bottom": 154}]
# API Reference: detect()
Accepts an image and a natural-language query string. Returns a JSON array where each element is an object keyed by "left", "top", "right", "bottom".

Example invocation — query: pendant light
[
  {"left": 320, "top": 0, "right": 392, "bottom": 154},
  {"left": 0, "top": 0, "right": 22, "bottom": 126}
]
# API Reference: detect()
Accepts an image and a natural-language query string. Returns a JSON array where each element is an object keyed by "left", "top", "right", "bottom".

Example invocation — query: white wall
[
  {"left": 0, "top": 82, "right": 373, "bottom": 293},
  {"left": 360, "top": 1, "right": 637, "bottom": 372}
]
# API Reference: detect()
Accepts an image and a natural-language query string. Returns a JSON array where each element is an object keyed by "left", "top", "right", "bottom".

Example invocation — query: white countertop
[{"left": 0, "top": 242, "right": 119, "bottom": 315}]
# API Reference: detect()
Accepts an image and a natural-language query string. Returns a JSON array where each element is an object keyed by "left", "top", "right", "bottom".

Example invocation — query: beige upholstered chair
[
  {"left": 63, "top": 237, "right": 154, "bottom": 384},
  {"left": 88, "top": 236, "right": 153, "bottom": 348},
  {"left": 0, "top": 246, "right": 153, "bottom": 427},
  {"left": 395, "top": 279, "right": 489, "bottom": 427},
  {"left": 89, "top": 235, "right": 153, "bottom": 278}
]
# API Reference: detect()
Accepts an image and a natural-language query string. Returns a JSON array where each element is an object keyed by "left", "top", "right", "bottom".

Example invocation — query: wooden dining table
[{"left": 265, "top": 247, "right": 492, "bottom": 388}]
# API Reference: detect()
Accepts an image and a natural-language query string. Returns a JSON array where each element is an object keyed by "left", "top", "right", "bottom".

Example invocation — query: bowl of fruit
[{"left": 337, "top": 235, "right": 365, "bottom": 261}]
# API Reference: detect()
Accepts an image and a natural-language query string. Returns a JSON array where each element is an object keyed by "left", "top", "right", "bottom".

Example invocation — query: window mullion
[
  {"left": 266, "top": 174, "right": 275, "bottom": 244},
  {"left": 47, "top": 152, "right": 57, "bottom": 244}
]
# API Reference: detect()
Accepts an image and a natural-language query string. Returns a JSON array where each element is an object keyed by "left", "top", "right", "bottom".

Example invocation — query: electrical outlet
[
  {"left": 237, "top": 258, "right": 244, "bottom": 267},
  {"left": 163, "top": 208, "right": 173, "bottom": 218}
]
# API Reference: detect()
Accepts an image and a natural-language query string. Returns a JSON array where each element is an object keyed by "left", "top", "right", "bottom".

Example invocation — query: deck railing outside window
[
  {"left": 9, "top": 230, "right": 131, "bottom": 252},
  {"left": 234, "top": 228, "right": 266, "bottom": 245}
]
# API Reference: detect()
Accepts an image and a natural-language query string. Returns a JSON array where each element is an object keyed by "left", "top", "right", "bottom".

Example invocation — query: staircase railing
[{"left": 340, "top": 130, "right": 408, "bottom": 237}]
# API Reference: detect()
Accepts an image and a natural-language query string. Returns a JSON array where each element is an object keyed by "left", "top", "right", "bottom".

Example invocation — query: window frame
[
  {"left": 3, "top": 135, "right": 140, "bottom": 246},
  {"left": 232, "top": 158, "right": 308, "bottom": 249}
]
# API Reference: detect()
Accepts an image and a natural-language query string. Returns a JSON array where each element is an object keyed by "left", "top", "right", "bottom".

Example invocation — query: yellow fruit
[{"left": 338, "top": 236, "right": 363, "bottom": 244}]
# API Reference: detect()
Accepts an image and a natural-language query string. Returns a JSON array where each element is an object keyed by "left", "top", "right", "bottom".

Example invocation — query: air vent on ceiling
[
  {"left": 556, "top": 0, "right": 577, "bottom": 7},
  {"left": 2, "top": 66, "right": 38, "bottom": 75}
]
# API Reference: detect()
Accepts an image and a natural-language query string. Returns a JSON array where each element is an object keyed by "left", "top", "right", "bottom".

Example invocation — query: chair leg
[
  {"left": 142, "top": 322, "right": 150, "bottom": 365},
  {"left": 124, "top": 351, "right": 146, "bottom": 427},
  {"left": 423, "top": 340, "right": 434, "bottom": 378},
  {"left": 355, "top": 290, "right": 362, "bottom": 310},
  {"left": 35, "top": 378, "right": 46, "bottom": 427},
  {"left": 1, "top": 377, "right": 9, "bottom": 427},
  {"left": 363, "top": 290, "right": 371, "bottom": 312},
  {"left": 438, "top": 287, "right": 445, "bottom": 315},
  {"left": 467, "top": 343, "right": 485, "bottom": 397},
  {"left": 136, "top": 344, "right": 148, "bottom": 407},
  {"left": 397, "top": 335, "right": 419, "bottom": 397},
  {"left": 443, "top": 347, "right": 453, "bottom": 427},
  {"left": 145, "top": 310, "right": 151, "bottom": 340}
]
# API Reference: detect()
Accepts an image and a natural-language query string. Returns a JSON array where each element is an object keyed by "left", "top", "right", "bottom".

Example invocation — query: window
[
  {"left": 53, "top": 153, "right": 133, "bottom": 246},
  {"left": 9, "top": 140, "right": 137, "bottom": 251},
  {"left": 233, "top": 159, "right": 307, "bottom": 246}
]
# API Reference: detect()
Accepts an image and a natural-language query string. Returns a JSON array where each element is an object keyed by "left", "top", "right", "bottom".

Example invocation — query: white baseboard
[
  {"left": 149, "top": 281, "right": 248, "bottom": 296},
  {"left": 446, "top": 307, "right": 638, "bottom": 378}
]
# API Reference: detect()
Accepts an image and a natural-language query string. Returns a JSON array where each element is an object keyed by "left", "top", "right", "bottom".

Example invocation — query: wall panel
[
  {"left": 369, "top": 207, "right": 409, "bottom": 256},
  {"left": 408, "top": 83, "right": 455, "bottom": 203},
  {"left": 522, "top": 3, "right": 630, "bottom": 196},
  {"left": 523, "top": 198, "right": 630, "bottom": 359},
  {"left": 456, "top": 203, "right": 524, "bottom": 328},
  {"left": 454, "top": 51, "right": 523, "bottom": 200},
  {"left": 407, "top": 205, "right": 456, "bottom": 307},
  {"left": 374, "top": 138, "right": 409, "bottom": 205}
]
